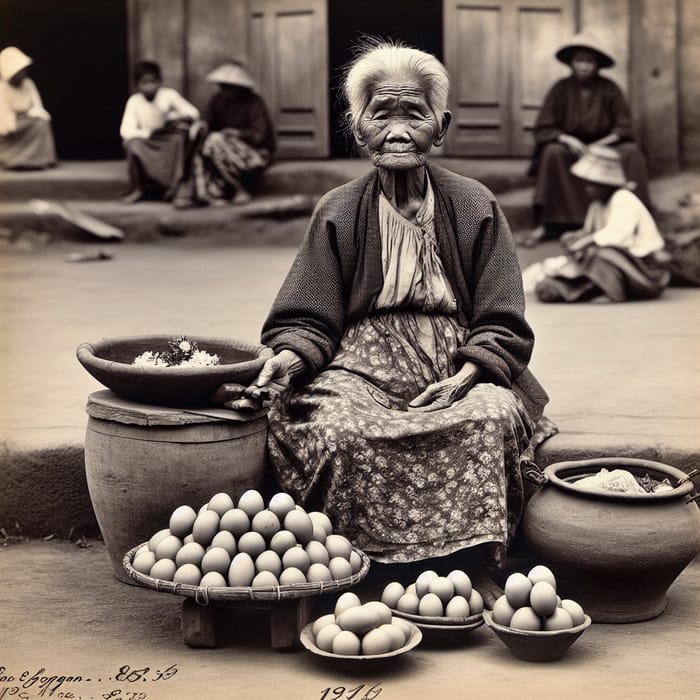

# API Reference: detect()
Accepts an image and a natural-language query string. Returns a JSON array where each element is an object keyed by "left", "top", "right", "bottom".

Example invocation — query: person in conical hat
[
  {"left": 522, "top": 27, "right": 651, "bottom": 247},
  {"left": 191, "top": 60, "right": 275, "bottom": 206},
  {"left": 529, "top": 144, "right": 669, "bottom": 303},
  {"left": 0, "top": 46, "right": 56, "bottom": 169}
]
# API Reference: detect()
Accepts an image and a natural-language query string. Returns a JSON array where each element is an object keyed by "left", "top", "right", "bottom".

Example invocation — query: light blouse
[
  {"left": 587, "top": 188, "right": 665, "bottom": 258},
  {"left": 375, "top": 178, "right": 457, "bottom": 313},
  {"left": 119, "top": 87, "right": 199, "bottom": 140},
  {"left": 0, "top": 78, "right": 50, "bottom": 135}
]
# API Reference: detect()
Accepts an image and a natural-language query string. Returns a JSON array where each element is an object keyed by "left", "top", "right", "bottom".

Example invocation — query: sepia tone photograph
[{"left": 1, "top": 1, "right": 698, "bottom": 698}]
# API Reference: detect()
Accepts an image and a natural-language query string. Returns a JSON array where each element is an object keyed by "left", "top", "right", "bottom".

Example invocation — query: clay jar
[{"left": 522, "top": 458, "right": 700, "bottom": 623}]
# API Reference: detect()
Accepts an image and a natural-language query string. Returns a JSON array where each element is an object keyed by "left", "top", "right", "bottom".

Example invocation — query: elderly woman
[
  {"left": 523, "top": 30, "right": 651, "bottom": 247},
  {"left": 0, "top": 46, "right": 56, "bottom": 170},
  {"left": 214, "top": 41, "right": 553, "bottom": 602},
  {"left": 193, "top": 61, "right": 275, "bottom": 206}
]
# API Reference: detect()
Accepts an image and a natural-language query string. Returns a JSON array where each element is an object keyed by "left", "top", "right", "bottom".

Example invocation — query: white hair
[{"left": 343, "top": 39, "right": 449, "bottom": 131}]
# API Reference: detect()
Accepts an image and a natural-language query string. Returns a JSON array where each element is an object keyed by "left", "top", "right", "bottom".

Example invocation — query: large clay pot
[
  {"left": 522, "top": 458, "right": 700, "bottom": 623},
  {"left": 84, "top": 390, "right": 268, "bottom": 584}
]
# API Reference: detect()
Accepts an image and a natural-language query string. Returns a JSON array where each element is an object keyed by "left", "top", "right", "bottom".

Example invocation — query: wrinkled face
[
  {"left": 571, "top": 49, "right": 599, "bottom": 82},
  {"left": 137, "top": 73, "right": 161, "bottom": 101},
  {"left": 355, "top": 80, "right": 446, "bottom": 170}
]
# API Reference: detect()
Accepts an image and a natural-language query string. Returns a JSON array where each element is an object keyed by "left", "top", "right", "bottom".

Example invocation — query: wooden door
[
  {"left": 250, "top": 0, "right": 329, "bottom": 158},
  {"left": 444, "top": 0, "right": 573, "bottom": 156}
]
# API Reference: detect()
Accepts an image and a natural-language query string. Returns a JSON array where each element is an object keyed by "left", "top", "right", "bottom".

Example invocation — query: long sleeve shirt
[
  {"left": 533, "top": 75, "right": 635, "bottom": 147},
  {"left": 119, "top": 87, "right": 199, "bottom": 140},
  {"left": 0, "top": 77, "right": 50, "bottom": 135},
  {"left": 587, "top": 189, "right": 665, "bottom": 258}
]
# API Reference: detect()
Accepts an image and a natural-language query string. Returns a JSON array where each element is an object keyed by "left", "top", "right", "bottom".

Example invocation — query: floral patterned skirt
[{"left": 267, "top": 310, "right": 543, "bottom": 563}]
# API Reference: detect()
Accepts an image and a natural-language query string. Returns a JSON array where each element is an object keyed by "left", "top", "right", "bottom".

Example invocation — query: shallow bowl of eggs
[
  {"left": 299, "top": 592, "right": 423, "bottom": 663},
  {"left": 381, "top": 569, "right": 485, "bottom": 633}
]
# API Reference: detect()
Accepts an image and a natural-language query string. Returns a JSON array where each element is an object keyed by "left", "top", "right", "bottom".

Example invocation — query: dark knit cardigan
[{"left": 261, "top": 162, "right": 548, "bottom": 420}]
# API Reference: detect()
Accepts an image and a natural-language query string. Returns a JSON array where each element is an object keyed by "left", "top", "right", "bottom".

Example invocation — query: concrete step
[
  {"left": 0, "top": 158, "right": 533, "bottom": 202},
  {"left": 0, "top": 192, "right": 533, "bottom": 244},
  {"left": 0, "top": 195, "right": 318, "bottom": 245}
]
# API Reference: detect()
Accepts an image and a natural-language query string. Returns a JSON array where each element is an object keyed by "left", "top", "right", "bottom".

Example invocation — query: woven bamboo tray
[{"left": 123, "top": 543, "right": 371, "bottom": 605}]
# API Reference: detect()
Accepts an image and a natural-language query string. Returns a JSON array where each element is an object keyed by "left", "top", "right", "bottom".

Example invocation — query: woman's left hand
[{"left": 408, "top": 362, "right": 482, "bottom": 412}]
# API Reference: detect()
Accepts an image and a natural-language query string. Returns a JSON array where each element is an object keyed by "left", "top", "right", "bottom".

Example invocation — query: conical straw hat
[
  {"left": 571, "top": 144, "right": 627, "bottom": 187},
  {"left": 0, "top": 46, "right": 33, "bottom": 81},
  {"left": 206, "top": 62, "right": 258, "bottom": 92},
  {"left": 555, "top": 29, "right": 615, "bottom": 68}
]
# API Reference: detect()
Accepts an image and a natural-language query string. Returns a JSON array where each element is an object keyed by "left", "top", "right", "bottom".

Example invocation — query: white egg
[
  {"left": 510, "top": 606, "right": 542, "bottom": 631},
  {"left": 334, "top": 591, "right": 362, "bottom": 617},
  {"left": 268, "top": 492, "right": 297, "bottom": 521},
  {"left": 418, "top": 592, "right": 444, "bottom": 617},
  {"left": 447, "top": 569, "right": 473, "bottom": 599},
  {"left": 415, "top": 570, "right": 439, "bottom": 598},
  {"left": 169, "top": 505, "right": 197, "bottom": 538},
  {"left": 361, "top": 628, "right": 392, "bottom": 655},
  {"left": 505, "top": 572, "right": 532, "bottom": 608},
  {"left": 530, "top": 581, "right": 558, "bottom": 617},
  {"left": 543, "top": 607, "right": 574, "bottom": 631},
  {"left": 492, "top": 594, "right": 516, "bottom": 626},
  {"left": 219, "top": 508, "right": 250, "bottom": 537},
  {"left": 380, "top": 581, "right": 405, "bottom": 608},
  {"left": 207, "top": 492, "right": 235, "bottom": 517},
  {"left": 312, "top": 612, "right": 337, "bottom": 637},
  {"left": 445, "top": 595, "right": 470, "bottom": 618},
  {"left": 561, "top": 599, "right": 586, "bottom": 626},
  {"left": 528, "top": 564, "right": 557, "bottom": 590},
  {"left": 237, "top": 489, "right": 265, "bottom": 518}
]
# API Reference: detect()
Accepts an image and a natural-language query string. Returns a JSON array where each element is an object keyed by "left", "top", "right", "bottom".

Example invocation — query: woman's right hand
[
  {"left": 558, "top": 134, "right": 586, "bottom": 158},
  {"left": 210, "top": 350, "right": 299, "bottom": 411}
]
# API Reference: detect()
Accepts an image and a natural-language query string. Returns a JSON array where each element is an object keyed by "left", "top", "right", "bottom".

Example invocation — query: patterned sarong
[
  {"left": 267, "top": 310, "right": 555, "bottom": 563},
  {"left": 193, "top": 128, "right": 270, "bottom": 202}
]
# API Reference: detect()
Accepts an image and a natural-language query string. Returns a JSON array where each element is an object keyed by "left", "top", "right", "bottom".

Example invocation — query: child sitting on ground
[
  {"left": 119, "top": 60, "right": 203, "bottom": 206},
  {"left": 530, "top": 145, "right": 670, "bottom": 303}
]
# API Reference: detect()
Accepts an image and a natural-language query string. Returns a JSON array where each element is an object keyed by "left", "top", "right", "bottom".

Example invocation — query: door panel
[
  {"left": 250, "top": 0, "right": 329, "bottom": 158},
  {"left": 445, "top": 2, "right": 510, "bottom": 155},
  {"left": 512, "top": 2, "right": 573, "bottom": 155},
  {"left": 444, "top": 0, "right": 574, "bottom": 156}
]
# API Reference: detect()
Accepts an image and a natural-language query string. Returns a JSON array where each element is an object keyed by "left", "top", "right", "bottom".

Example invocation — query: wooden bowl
[
  {"left": 77, "top": 335, "right": 271, "bottom": 406},
  {"left": 482, "top": 611, "right": 591, "bottom": 662},
  {"left": 299, "top": 621, "right": 422, "bottom": 661}
]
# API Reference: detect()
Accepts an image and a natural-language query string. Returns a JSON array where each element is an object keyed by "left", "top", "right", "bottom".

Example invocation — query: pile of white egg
[
  {"left": 492, "top": 565, "right": 586, "bottom": 631},
  {"left": 131, "top": 490, "right": 363, "bottom": 587},
  {"left": 380, "top": 569, "right": 484, "bottom": 618},
  {"left": 310, "top": 592, "right": 414, "bottom": 656}
]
